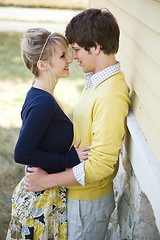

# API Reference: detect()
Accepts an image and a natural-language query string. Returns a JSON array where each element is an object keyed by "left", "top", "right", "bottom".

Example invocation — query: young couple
[{"left": 7, "top": 8, "right": 130, "bottom": 240}]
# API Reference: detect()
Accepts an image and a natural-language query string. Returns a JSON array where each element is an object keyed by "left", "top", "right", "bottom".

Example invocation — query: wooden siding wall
[{"left": 89, "top": 0, "right": 160, "bottom": 163}]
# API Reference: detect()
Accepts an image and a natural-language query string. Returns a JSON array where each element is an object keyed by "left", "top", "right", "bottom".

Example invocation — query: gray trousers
[{"left": 67, "top": 191, "right": 115, "bottom": 240}]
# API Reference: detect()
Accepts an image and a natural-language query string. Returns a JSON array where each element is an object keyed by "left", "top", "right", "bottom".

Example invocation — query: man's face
[{"left": 71, "top": 43, "right": 96, "bottom": 74}]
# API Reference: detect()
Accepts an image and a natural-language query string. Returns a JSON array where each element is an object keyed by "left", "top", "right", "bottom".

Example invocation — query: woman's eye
[{"left": 61, "top": 53, "right": 65, "bottom": 58}]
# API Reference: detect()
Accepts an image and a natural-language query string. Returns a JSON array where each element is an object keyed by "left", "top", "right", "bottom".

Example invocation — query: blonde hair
[{"left": 21, "top": 28, "right": 68, "bottom": 77}]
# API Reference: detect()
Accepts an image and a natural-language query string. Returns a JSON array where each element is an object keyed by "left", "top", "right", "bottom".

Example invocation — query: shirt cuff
[{"left": 73, "top": 162, "right": 86, "bottom": 187}]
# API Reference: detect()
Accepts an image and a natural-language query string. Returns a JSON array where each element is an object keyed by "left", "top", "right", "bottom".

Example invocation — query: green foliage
[
  {"left": 0, "top": 0, "right": 87, "bottom": 10},
  {"left": 0, "top": 32, "right": 32, "bottom": 81}
]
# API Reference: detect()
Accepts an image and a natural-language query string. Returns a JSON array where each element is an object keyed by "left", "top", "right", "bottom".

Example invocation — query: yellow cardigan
[{"left": 67, "top": 71, "right": 131, "bottom": 200}]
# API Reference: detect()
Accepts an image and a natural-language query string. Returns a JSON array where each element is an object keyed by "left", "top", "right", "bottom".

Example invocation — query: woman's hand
[
  {"left": 24, "top": 167, "right": 48, "bottom": 192},
  {"left": 74, "top": 139, "right": 90, "bottom": 163}
]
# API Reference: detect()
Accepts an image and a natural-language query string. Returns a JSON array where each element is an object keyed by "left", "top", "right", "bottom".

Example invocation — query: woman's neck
[{"left": 33, "top": 75, "right": 57, "bottom": 95}]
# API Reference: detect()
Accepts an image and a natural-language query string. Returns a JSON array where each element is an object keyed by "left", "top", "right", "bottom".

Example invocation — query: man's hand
[{"left": 25, "top": 167, "right": 48, "bottom": 192}]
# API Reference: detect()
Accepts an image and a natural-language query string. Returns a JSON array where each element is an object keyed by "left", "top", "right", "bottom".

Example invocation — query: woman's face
[{"left": 49, "top": 44, "right": 72, "bottom": 80}]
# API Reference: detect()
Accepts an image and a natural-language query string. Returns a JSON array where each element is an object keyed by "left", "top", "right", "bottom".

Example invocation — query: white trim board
[{"left": 127, "top": 111, "right": 160, "bottom": 233}]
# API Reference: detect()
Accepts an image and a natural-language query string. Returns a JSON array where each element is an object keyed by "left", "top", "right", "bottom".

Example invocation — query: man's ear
[
  {"left": 37, "top": 60, "right": 47, "bottom": 71},
  {"left": 95, "top": 43, "right": 101, "bottom": 54}
]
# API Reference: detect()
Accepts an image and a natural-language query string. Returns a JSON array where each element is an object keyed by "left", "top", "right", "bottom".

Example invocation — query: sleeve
[
  {"left": 84, "top": 94, "right": 129, "bottom": 184},
  {"left": 14, "top": 96, "right": 80, "bottom": 171},
  {"left": 73, "top": 162, "right": 86, "bottom": 186}
]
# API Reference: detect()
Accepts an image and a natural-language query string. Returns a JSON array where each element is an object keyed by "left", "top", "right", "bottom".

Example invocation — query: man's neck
[{"left": 93, "top": 53, "right": 117, "bottom": 74}]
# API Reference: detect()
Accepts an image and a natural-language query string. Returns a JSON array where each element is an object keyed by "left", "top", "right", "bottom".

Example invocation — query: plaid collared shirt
[
  {"left": 85, "top": 61, "right": 120, "bottom": 90},
  {"left": 73, "top": 61, "right": 121, "bottom": 187}
]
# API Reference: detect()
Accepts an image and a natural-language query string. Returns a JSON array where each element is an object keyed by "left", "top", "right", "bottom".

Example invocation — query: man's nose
[{"left": 72, "top": 50, "right": 77, "bottom": 59}]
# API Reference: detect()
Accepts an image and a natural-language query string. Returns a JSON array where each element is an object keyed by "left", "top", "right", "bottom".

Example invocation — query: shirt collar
[{"left": 85, "top": 61, "right": 120, "bottom": 90}]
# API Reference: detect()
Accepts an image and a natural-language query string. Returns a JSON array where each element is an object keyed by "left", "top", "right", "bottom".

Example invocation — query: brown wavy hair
[{"left": 65, "top": 8, "right": 120, "bottom": 54}]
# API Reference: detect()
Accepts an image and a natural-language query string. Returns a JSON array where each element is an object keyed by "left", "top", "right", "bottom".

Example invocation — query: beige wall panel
[
  {"left": 131, "top": 93, "right": 160, "bottom": 163},
  {"left": 110, "top": 0, "right": 160, "bottom": 33},
  {"left": 89, "top": 0, "right": 160, "bottom": 33},
  {"left": 117, "top": 49, "right": 160, "bottom": 134},
  {"left": 90, "top": 0, "right": 160, "bottom": 65},
  {"left": 89, "top": 0, "right": 109, "bottom": 8},
  {"left": 116, "top": 10, "right": 160, "bottom": 66},
  {"left": 118, "top": 28, "right": 160, "bottom": 148},
  {"left": 116, "top": 51, "right": 135, "bottom": 92},
  {"left": 119, "top": 29, "right": 160, "bottom": 97},
  {"left": 120, "top": 49, "right": 160, "bottom": 162}
]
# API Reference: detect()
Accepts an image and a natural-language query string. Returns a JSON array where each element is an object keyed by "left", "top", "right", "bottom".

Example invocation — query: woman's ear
[{"left": 37, "top": 60, "right": 47, "bottom": 71}]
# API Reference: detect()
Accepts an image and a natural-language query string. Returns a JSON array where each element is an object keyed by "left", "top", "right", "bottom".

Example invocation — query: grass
[
  {"left": 0, "top": 0, "right": 87, "bottom": 10},
  {"left": 0, "top": 127, "right": 24, "bottom": 238},
  {"left": 0, "top": 31, "right": 85, "bottom": 239}
]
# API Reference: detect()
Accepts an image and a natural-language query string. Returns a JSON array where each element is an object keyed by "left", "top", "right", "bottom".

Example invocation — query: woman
[{"left": 6, "top": 28, "right": 89, "bottom": 240}]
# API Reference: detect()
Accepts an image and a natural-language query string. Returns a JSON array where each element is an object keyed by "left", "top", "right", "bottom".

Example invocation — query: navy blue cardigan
[{"left": 14, "top": 87, "right": 80, "bottom": 174}]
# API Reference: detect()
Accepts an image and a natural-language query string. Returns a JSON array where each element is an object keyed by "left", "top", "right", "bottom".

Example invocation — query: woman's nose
[{"left": 67, "top": 55, "right": 73, "bottom": 63}]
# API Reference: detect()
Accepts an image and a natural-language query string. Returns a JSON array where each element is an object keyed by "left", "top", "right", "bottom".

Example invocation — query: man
[{"left": 25, "top": 8, "right": 130, "bottom": 239}]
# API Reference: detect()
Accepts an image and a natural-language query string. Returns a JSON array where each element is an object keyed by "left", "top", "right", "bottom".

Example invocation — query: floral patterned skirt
[{"left": 6, "top": 177, "right": 67, "bottom": 240}]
